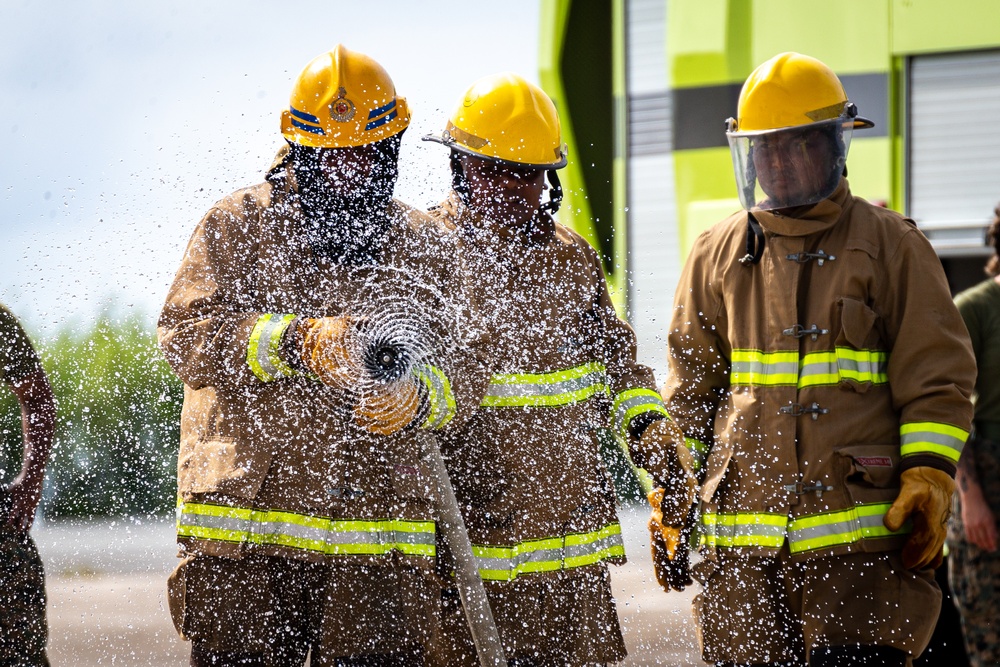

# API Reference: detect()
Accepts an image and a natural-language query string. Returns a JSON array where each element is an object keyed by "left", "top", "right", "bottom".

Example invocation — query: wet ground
[{"left": 33, "top": 505, "right": 707, "bottom": 666}]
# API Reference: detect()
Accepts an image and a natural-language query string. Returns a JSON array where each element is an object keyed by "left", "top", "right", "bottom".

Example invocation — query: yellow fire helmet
[
  {"left": 423, "top": 72, "right": 568, "bottom": 170},
  {"left": 728, "top": 51, "right": 874, "bottom": 135},
  {"left": 726, "top": 52, "right": 874, "bottom": 212},
  {"left": 280, "top": 44, "right": 410, "bottom": 149}
]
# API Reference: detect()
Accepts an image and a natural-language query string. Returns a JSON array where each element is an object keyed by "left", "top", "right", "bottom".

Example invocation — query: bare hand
[
  {"left": 961, "top": 485, "right": 998, "bottom": 552},
  {"left": 4, "top": 475, "right": 44, "bottom": 534}
]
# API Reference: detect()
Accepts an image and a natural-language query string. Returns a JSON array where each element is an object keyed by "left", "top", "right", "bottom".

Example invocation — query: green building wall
[
  {"left": 540, "top": 0, "right": 628, "bottom": 306},
  {"left": 670, "top": 0, "right": 1000, "bottom": 261},
  {"left": 542, "top": 0, "right": 1000, "bottom": 276}
]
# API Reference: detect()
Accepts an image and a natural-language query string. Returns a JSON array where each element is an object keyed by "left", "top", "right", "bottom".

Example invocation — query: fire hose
[{"left": 335, "top": 266, "right": 507, "bottom": 667}]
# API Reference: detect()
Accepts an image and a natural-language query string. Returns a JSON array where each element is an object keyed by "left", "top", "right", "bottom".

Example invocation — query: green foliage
[{"left": 0, "top": 313, "right": 182, "bottom": 518}]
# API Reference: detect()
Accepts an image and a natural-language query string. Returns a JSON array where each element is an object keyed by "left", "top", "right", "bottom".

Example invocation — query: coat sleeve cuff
[
  {"left": 247, "top": 313, "right": 299, "bottom": 382},
  {"left": 898, "top": 454, "right": 957, "bottom": 478},
  {"left": 611, "top": 388, "right": 669, "bottom": 441},
  {"left": 899, "top": 420, "right": 967, "bottom": 478},
  {"left": 412, "top": 363, "right": 456, "bottom": 430}
]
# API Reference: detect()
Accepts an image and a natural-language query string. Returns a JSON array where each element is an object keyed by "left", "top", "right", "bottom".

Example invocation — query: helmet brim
[{"left": 422, "top": 133, "right": 567, "bottom": 170}]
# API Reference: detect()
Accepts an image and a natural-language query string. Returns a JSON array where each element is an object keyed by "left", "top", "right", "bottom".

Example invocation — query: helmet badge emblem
[{"left": 330, "top": 87, "right": 356, "bottom": 123}]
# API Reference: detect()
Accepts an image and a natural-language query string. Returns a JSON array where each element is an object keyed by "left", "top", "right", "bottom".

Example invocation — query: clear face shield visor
[{"left": 726, "top": 118, "right": 853, "bottom": 211}]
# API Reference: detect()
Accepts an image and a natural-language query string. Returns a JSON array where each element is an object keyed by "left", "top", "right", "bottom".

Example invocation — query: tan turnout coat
[
  {"left": 429, "top": 193, "right": 670, "bottom": 664},
  {"left": 159, "top": 158, "right": 488, "bottom": 573},
  {"left": 665, "top": 179, "right": 976, "bottom": 561}
]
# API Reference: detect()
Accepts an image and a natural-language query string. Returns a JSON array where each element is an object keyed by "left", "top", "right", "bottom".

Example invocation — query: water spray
[{"left": 329, "top": 265, "right": 507, "bottom": 667}]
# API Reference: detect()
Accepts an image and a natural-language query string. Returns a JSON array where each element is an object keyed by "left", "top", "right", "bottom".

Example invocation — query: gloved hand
[
  {"left": 883, "top": 466, "right": 955, "bottom": 570},
  {"left": 649, "top": 493, "right": 694, "bottom": 592},
  {"left": 353, "top": 380, "right": 423, "bottom": 436},
  {"left": 639, "top": 419, "right": 698, "bottom": 525},
  {"left": 299, "top": 316, "right": 358, "bottom": 387}
]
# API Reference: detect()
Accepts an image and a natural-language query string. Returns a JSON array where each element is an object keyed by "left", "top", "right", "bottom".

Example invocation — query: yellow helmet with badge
[
  {"left": 726, "top": 52, "right": 874, "bottom": 211},
  {"left": 424, "top": 72, "right": 567, "bottom": 169},
  {"left": 280, "top": 44, "right": 409, "bottom": 149}
]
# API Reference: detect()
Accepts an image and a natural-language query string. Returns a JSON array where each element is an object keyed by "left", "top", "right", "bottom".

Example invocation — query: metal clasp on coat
[
  {"left": 786, "top": 250, "right": 836, "bottom": 266},
  {"left": 783, "top": 480, "right": 834, "bottom": 499},
  {"left": 557, "top": 336, "right": 585, "bottom": 353},
  {"left": 782, "top": 324, "right": 830, "bottom": 341},
  {"left": 779, "top": 402, "right": 830, "bottom": 420},
  {"left": 327, "top": 486, "right": 366, "bottom": 499}
]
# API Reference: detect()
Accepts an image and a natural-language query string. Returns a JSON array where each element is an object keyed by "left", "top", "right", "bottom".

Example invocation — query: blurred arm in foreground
[{"left": 0, "top": 302, "right": 55, "bottom": 666}]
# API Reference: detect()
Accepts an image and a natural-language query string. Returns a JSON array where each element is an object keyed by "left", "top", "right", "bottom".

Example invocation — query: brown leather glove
[
  {"left": 883, "top": 466, "right": 955, "bottom": 570},
  {"left": 641, "top": 419, "right": 699, "bottom": 592},
  {"left": 648, "top": 490, "right": 694, "bottom": 592},
  {"left": 639, "top": 419, "right": 698, "bottom": 525},
  {"left": 299, "top": 316, "right": 357, "bottom": 387},
  {"left": 353, "top": 380, "right": 422, "bottom": 436}
]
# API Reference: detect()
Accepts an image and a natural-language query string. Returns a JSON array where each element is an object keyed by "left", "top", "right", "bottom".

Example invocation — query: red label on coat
[
  {"left": 854, "top": 456, "right": 893, "bottom": 468},
  {"left": 394, "top": 464, "right": 419, "bottom": 476}
]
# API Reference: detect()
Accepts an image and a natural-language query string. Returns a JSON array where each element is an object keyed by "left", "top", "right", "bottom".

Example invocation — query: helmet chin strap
[
  {"left": 450, "top": 155, "right": 471, "bottom": 204},
  {"left": 451, "top": 156, "right": 563, "bottom": 217},
  {"left": 540, "top": 169, "right": 562, "bottom": 214}
]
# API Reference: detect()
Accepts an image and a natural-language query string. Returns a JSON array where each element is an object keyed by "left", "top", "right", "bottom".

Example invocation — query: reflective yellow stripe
[
  {"left": 413, "top": 363, "right": 456, "bottom": 430},
  {"left": 700, "top": 511, "right": 787, "bottom": 548},
  {"left": 730, "top": 347, "right": 888, "bottom": 388},
  {"left": 471, "top": 523, "right": 625, "bottom": 582},
  {"left": 799, "top": 349, "right": 888, "bottom": 387},
  {"left": 481, "top": 362, "right": 609, "bottom": 408},
  {"left": 702, "top": 502, "right": 912, "bottom": 552},
  {"left": 730, "top": 350, "right": 799, "bottom": 386},
  {"left": 247, "top": 313, "right": 297, "bottom": 382},
  {"left": 611, "top": 388, "right": 669, "bottom": 440},
  {"left": 788, "top": 502, "right": 909, "bottom": 554},
  {"left": 176, "top": 501, "right": 436, "bottom": 558},
  {"left": 900, "top": 421, "right": 967, "bottom": 463}
]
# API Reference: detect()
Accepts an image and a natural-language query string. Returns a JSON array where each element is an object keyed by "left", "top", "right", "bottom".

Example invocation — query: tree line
[{"left": 0, "top": 313, "right": 182, "bottom": 518}]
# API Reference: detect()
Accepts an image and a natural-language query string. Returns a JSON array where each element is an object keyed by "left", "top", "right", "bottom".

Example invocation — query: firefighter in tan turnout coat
[
  {"left": 423, "top": 73, "right": 694, "bottom": 666},
  {"left": 159, "top": 45, "right": 487, "bottom": 666},
  {"left": 652, "top": 52, "right": 977, "bottom": 666}
]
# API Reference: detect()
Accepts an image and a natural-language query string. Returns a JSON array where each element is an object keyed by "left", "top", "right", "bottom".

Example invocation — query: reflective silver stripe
[
  {"left": 900, "top": 421, "right": 967, "bottom": 463},
  {"left": 787, "top": 502, "right": 908, "bottom": 554},
  {"left": 702, "top": 503, "right": 913, "bottom": 552},
  {"left": 472, "top": 524, "right": 625, "bottom": 581},
  {"left": 484, "top": 371, "right": 606, "bottom": 398},
  {"left": 685, "top": 437, "right": 710, "bottom": 471},
  {"left": 799, "top": 350, "right": 888, "bottom": 387},
  {"left": 474, "top": 547, "right": 556, "bottom": 573},
  {"left": 481, "top": 363, "right": 609, "bottom": 407},
  {"left": 247, "top": 313, "right": 297, "bottom": 382},
  {"left": 700, "top": 511, "right": 787, "bottom": 548},
  {"left": 732, "top": 348, "right": 889, "bottom": 388},
  {"left": 177, "top": 502, "right": 436, "bottom": 557},
  {"left": 730, "top": 350, "right": 799, "bottom": 386},
  {"left": 180, "top": 510, "right": 434, "bottom": 547},
  {"left": 413, "top": 364, "right": 456, "bottom": 430},
  {"left": 610, "top": 388, "right": 669, "bottom": 439}
]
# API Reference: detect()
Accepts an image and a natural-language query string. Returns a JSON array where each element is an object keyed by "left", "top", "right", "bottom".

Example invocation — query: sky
[{"left": 0, "top": 1, "right": 540, "bottom": 337}]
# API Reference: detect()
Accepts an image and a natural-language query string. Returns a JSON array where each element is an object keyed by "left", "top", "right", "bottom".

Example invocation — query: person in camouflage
[
  {"left": 948, "top": 206, "right": 1000, "bottom": 667},
  {"left": 0, "top": 303, "right": 56, "bottom": 667}
]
